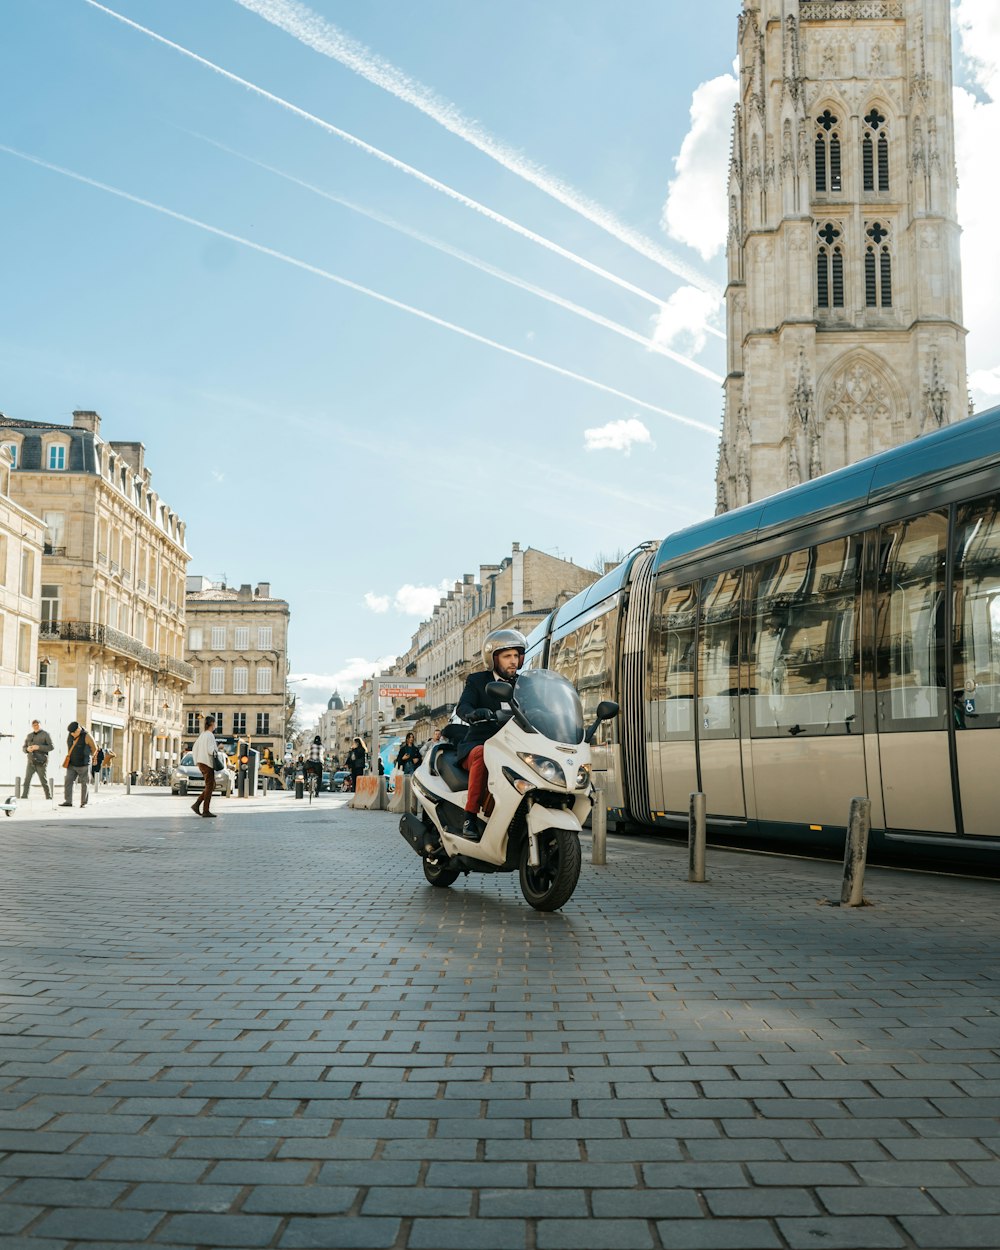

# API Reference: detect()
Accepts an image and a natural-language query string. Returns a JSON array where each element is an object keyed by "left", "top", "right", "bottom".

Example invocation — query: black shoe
[
  {"left": 59, "top": 802, "right": 72, "bottom": 807},
  {"left": 462, "top": 815, "right": 479, "bottom": 838},
  {"left": 201, "top": 811, "right": 217, "bottom": 819}
]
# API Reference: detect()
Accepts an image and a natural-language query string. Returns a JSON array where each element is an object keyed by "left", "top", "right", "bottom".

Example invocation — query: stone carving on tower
[{"left": 716, "top": 0, "right": 968, "bottom": 512}]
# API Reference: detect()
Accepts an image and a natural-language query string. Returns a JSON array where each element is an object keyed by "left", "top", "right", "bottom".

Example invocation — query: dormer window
[
  {"left": 3, "top": 443, "right": 18, "bottom": 469},
  {"left": 47, "top": 444, "right": 67, "bottom": 471}
]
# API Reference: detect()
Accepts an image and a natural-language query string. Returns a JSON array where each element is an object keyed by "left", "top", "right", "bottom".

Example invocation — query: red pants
[{"left": 460, "top": 745, "right": 487, "bottom": 814}]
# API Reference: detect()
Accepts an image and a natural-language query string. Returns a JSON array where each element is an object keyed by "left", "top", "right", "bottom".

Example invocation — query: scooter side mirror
[
  {"left": 585, "top": 701, "right": 619, "bottom": 744},
  {"left": 486, "top": 681, "right": 512, "bottom": 700}
]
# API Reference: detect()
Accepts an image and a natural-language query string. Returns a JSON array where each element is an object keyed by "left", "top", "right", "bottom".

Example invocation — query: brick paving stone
[
  {"left": 0, "top": 1204, "right": 43, "bottom": 1235},
  {"left": 7, "top": 1178, "right": 128, "bottom": 1207},
  {"left": 155, "top": 1212, "right": 282, "bottom": 1246},
  {"left": 776, "top": 1216, "right": 906, "bottom": 1248},
  {"left": 535, "top": 1219, "right": 655, "bottom": 1249},
  {"left": 279, "top": 1216, "right": 401, "bottom": 1247},
  {"left": 119, "top": 1182, "right": 244, "bottom": 1212},
  {"left": 654, "top": 1218, "right": 782, "bottom": 1249},
  {"left": 33, "top": 1208, "right": 163, "bottom": 1241},
  {"left": 409, "top": 1218, "right": 527, "bottom": 1249},
  {"left": 242, "top": 1184, "right": 358, "bottom": 1214}
]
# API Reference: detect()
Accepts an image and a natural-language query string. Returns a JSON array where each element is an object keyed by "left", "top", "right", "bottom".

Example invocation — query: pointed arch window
[
  {"left": 817, "top": 222, "right": 844, "bottom": 309},
  {"left": 864, "top": 221, "right": 892, "bottom": 308},
  {"left": 814, "top": 109, "right": 842, "bottom": 193},
  {"left": 862, "top": 108, "right": 889, "bottom": 193}
]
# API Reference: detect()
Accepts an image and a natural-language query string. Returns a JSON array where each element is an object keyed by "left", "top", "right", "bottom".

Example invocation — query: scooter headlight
[
  {"left": 502, "top": 765, "right": 536, "bottom": 796},
  {"left": 575, "top": 763, "right": 591, "bottom": 790},
  {"left": 517, "top": 752, "right": 565, "bottom": 787}
]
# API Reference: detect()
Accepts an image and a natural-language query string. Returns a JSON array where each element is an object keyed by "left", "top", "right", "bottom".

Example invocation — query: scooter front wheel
[
  {"left": 519, "top": 829, "right": 581, "bottom": 912},
  {"left": 423, "top": 857, "right": 460, "bottom": 888}
]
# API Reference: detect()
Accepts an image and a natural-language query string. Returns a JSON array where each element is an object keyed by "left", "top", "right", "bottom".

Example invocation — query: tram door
[
  {"left": 697, "top": 570, "right": 746, "bottom": 818},
  {"left": 647, "top": 581, "right": 698, "bottom": 815},
  {"left": 874, "top": 511, "right": 956, "bottom": 833},
  {"left": 951, "top": 494, "right": 1000, "bottom": 836}
]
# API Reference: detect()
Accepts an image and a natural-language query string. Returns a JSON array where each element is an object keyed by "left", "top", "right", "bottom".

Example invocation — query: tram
[{"left": 526, "top": 404, "right": 1000, "bottom": 858}]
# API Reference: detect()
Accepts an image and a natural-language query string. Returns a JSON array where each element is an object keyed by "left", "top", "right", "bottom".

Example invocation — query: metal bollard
[
  {"left": 840, "top": 796, "right": 871, "bottom": 907},
  {"left": 591, "top": 777, "right": 607, "bottom": 865},
  {"left": 688, "top": 791, "right": 707, "bottom": 883},
  {"left": 403, "top": 773, "right": 413, "bottom": 815}
]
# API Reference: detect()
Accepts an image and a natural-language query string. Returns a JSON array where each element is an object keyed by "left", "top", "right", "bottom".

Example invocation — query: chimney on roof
[
  {"left": 256, "top": 582, "right": 271, "bottom": 598},
  {"left": 238, "top": 583, "right": 253, "bottom": 600},
  {"left": 72, "top": 410, "right": 101, "bottom": 436}
]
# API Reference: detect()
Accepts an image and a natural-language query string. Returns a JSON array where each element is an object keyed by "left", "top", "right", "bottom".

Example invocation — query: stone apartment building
[
  {"left": 351, "top": 544, "right": 599, "bottom": 754},
  {"left": 183, "top": 579, "right": 290, "bottom": 756},
  {"left": 0, "top": 409, "right": 191, "bottom": 778},
  {"left": 0, "top": 443, "right": 43, "bottom": 686}
]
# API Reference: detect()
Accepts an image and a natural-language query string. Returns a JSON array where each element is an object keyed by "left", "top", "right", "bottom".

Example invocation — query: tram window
[
  {"left": 649, "top": 581, "right": 697, "bottom": 741},
  {"left": 549, "top": 603, "right": 619, "bottom": 721},
  {"left": 875, "top": 510, "right": 948, "bottom": 730},
  {"left": 953, "top": 495, "right": 1000, "bottom": 729},
  {"left": 698, "top": 568, "right": 743, "bottom": 739},
  {"left": 748, "top": 535, "right": 861, "bottom": 736}
]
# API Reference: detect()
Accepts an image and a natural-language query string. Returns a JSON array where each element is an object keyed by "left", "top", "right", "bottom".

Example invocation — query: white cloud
[
  {"left": 661, "top": 71, "right": 738, "bottom": 261},
  {"left": 364, "top": 591, "right": 390, "bottom": 613},
  {"left": 289, "top": 659, "right": 395, "bottom": 731},
  {"left": 584, "top": 417, "right": 654, "bottom": 455},
  {"left": 393, "top": 580, "right": 452, "bottom": 616},
  {"left": 970, "top": 367, "right": 1000, "bottom": 397},
  {"left": 954, "top": 0, "right": 1000, "bottom": 411},
  {"left": 650, "top": 285, "right": 720, "bottom": 357}
]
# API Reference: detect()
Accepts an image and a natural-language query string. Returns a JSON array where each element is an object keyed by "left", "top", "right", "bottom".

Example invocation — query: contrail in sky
[
  {"left": 233, "top": 0, "right": 723, "bottom": 300},
  {"left": 191, "top": 134, "right": 724, "bottom": 385},
  {"left": 0, "top": 144, "right": 718, "bottom": 436},
  {"left": 83, "top": 1, "right": 702, "bottom": 322}
]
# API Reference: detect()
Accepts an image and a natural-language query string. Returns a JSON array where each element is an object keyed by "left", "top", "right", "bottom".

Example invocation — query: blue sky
[{"left": 3, "top": 1, "right": 997, "bottom": 729}]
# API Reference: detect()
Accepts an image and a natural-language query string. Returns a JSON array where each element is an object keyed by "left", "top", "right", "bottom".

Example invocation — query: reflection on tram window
[
  {"left": 548, "top": 603, "right": 619, "bottom": 720},
  {"left": 698, "top": 568, "right": 743, "bottom": 739},
  {"left": 953, "top": 495, "right": 1000, "bottom": 729},
  {"left": 875, "top": 510, "right": 948, "bottom": 729},
  {"left": 749, "top": 536, "right": 861, "bottom": 736},
  {"left": 649, "top": 581, "right": 697, "bottom": 740}
]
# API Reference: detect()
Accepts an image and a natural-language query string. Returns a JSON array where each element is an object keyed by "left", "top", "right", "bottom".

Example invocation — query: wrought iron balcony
[
  {"left": 159, "top": 654, "right": 194, "bottom": 683},
  {"left": 38, "top": 620, "right": 161, "bottom": 670}
]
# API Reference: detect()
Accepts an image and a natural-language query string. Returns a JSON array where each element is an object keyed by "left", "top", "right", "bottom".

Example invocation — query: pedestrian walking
[
  {"left": 101, "top": 748, "right": 115, "bottom": 784},
  {"left": 191, "top": 714, "right": 221, "bottom": 819},
  {"left": 21, "top": 719, "right": 54, "bottom": 799},
  {"left": 60, "top": 721, "right": 97, "bottom": 808},
  {"left": 395, "top": 732, "right": 422, "bottom": 775},
  {"left": 91, "top": 743, "right": 105, "bottom": 787},
  {"left": 347, "top": 737, "right": 366, "bottom": 790}
]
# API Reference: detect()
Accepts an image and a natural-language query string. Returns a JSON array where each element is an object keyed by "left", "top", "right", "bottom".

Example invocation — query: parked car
[
  {"left": 171, "top": 751, "right": 234, "bottom": 797},
  {"left": 332, "top": 769, "right": 350, "bottom": 792},
  {"left": 321, "top": 770, "right": 331, "bottom": 792}
]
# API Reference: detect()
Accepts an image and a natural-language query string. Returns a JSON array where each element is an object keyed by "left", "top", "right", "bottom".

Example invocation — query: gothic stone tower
[{"left": 716, "top": 0, "right": 967, "bottom": 512}]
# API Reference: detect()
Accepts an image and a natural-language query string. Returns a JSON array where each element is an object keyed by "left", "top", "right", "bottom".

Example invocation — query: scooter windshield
[{"left": 513, "top": 669, "right": 585, "bottom": 744}]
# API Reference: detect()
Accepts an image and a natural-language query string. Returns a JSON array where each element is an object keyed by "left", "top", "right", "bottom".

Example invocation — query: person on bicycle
[
  {"left": 455, "top": 627, "right": 526, "bottom": 837},
  {"left": 306, "top": 735, "right": 324, "bottom": 793}
]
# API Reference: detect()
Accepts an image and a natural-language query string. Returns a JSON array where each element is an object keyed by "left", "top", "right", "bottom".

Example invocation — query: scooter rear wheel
[
  {"left": 423, "top": 857, "right": 460, "bottom": 888},
  {"left": 519, "top": 829, "right": 581, "bottom": 912}
]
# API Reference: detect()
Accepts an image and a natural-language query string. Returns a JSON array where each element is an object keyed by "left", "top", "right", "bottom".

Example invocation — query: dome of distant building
[{"left": 327, "top": 691, "right": 344, "bottom": 711}]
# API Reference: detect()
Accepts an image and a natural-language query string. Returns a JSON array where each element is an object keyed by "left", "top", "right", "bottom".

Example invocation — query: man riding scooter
[{"left": 455, "top": 628, "right": 527, "bottom": 838}]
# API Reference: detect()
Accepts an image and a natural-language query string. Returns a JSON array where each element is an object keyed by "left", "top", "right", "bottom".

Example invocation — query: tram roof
[
  {"left": 552, "top": 543, "right": 655, "bottom": 630},
  {"left": 653, "top": 404, "right": 1000, "bottom": 574}
]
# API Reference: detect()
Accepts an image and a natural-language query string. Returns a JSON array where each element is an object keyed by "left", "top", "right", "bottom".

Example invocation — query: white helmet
[{"left": 483, "top": 627, "right": 527, "bottom": 672}]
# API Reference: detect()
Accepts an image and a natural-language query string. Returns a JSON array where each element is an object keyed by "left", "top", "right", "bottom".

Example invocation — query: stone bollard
[
  {"left": 591, "top": 777, "right": 607, "bottom": 866},
  {"left": 688, "top": 791, "right": 707, "bottom": 883},
  {"left": 840, "top": 796, "right": 872, "bottom": 907}
]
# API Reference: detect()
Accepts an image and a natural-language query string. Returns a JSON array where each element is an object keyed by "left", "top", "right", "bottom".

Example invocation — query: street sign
[{"left": 379, "top": 686, "right": 426, "bottom": 699}]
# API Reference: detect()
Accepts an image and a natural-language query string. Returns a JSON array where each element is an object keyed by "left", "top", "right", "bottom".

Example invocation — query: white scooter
[{"left": 398, "top": 668, "right": 618, "bottom": 912}]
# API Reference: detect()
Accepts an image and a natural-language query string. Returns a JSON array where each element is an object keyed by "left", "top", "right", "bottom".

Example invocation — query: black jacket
[
  {"left": 347, "top": 746, "right": 366, "bottom": 772},
  {"left": 454, "top": 670, "right": 515, "bottom": 763}
]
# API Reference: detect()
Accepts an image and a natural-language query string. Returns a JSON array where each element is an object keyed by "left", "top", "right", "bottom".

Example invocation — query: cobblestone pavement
[{"left": 1, "top": 801, "right": 999, "bottom": 1249}]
